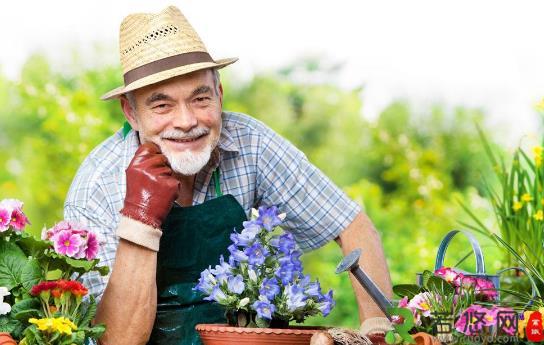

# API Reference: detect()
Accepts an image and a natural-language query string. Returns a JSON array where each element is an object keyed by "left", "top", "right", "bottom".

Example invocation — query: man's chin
[{"left": 165, "top": 149, "right": 212, "bottom": 176}]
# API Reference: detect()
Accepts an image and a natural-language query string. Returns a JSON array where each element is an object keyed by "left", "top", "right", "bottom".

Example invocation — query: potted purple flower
[{"left": 195, "top": 206, "right": 333, "bottom": 345}]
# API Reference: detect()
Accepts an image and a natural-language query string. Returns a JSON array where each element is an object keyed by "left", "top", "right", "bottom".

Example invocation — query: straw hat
[{"left": 101, "top": 5, "right": 237, "bottom": 100}]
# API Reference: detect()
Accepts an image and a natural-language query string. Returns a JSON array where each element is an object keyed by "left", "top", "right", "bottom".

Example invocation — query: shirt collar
[{"left": 217, "top": 115, "right": 239, "bottom": 154}]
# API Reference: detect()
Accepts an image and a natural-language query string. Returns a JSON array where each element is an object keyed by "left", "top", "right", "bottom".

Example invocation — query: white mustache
[{"left": 160, "top": 128, "right": 210, "bottom": 140}]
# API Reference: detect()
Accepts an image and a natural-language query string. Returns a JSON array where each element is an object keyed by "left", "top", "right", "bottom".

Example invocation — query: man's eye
[
  {"left": 195, "top": 97, "right": 211, "bottom": 102},
  {"left": 153, "top": 104, "right": 169, "bottom": 109}
]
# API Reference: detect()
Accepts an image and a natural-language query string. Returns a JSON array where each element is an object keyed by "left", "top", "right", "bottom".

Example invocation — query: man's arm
[
  {"left": 95, "top": 235, "right": 157, "bottom": 345},
  {"left": 95, "top": 143, "right": 180, "bottom": 344},
  {"left": 335, "top": 211, "right": 392, "bottom": 322}
]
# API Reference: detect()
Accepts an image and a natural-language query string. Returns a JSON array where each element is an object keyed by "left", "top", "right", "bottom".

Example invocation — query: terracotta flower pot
[
  {"left": 196, "top": 324, "right": 323, "bottom": 345},
  {"left": 412, "top": 332, "right": 441, "bottom": 345},
  {"left": 0, "top": 333, "right": 16, "bottom": 345}
]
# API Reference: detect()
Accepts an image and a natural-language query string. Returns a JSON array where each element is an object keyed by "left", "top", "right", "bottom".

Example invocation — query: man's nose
[{"left": 172, "top": 106, "right": 198, "bottom": 131}]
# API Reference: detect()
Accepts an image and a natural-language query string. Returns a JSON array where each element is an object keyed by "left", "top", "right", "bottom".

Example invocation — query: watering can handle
[
  {"left": 496, "top": 267, "right": 539, "bottom": 309},
  {"left": 435, "top": 230, "right": 485, "bottom": 274}
]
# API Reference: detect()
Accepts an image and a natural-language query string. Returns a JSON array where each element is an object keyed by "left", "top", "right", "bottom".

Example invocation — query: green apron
[{"left": 147, "top": 169, "right": 247, "bottom": 345}]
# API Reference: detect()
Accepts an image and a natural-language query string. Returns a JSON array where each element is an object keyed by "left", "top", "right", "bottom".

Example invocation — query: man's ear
[{"left": 120, "top": 95, "right": 139, "bottom": 131}]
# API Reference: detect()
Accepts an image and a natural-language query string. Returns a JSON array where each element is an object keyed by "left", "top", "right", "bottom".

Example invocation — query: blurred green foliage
[{"left": 0, "top": 54, "right": 504, "bottom": 328}]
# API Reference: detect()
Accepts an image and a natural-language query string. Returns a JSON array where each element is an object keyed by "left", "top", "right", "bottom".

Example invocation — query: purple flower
[
  {"left": 228, "top": 244, "right": 248, "bottom": 262},
  {"left": 214, "top": 255, "right": 232, "bottom": 271},
  {"left": 305, "top": 280, "right": 322, "bottom": 297},
  {"left": 242, "top": 220, "right": 261, "bottom": 229},
  {"left": 245, "top": 243, "right": 269, "bottom": 266},
  {"left": 257, "top": 206, "right": 282, "bottom": 231},
  {"left": 204, "top": 285, "right": 228, "bottom": 303},
  {"left": 278, "top": 233, "right": 296, "bottom": 253},
  {"left": 260, "top": 278, "right": 280, "bottom": 300},
  {"left": 231, "top": 225, "right": 261, "bottom": 247},
  {"left": 275, "top": 262, "right": 297, "bottom": 285},
  {"left": 317, "top": 290, "right": 335, "bottom": 316},
  {"left": 227, "top": 274, "right": 245, "bottom": 294},
  {"left": 278, "top": 252, "right": 303, "bottom": 277},
  {"left": 195, "top": 268, "right": 216, "bottom": 294},
  {"left": 285, "top": 284, "right": 307, "bottom": 312},
  {"left": 53, "top": 230, "right": 84, "bottom": 257},
  {"left": 253, "top": 299, "right": 276, "bottom": 320}
]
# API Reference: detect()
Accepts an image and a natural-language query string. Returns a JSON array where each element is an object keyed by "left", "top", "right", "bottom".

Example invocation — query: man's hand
[
  {"left": 121, "top": 142, "right": 180, "bottom": 228},
  {"left": 335, "top": 212, "right": 392, "bottom": 322}
]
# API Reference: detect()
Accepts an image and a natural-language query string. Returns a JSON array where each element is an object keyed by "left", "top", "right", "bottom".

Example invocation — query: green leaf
[
  {"left": 0, "top": 315, "right": 19, "bottom": 334},
  {"left": 11, "top": 297, "right": 41, "bottom": 321},
  {"left": 95, "top": 264, "right": 110, "bottom": 276},
  {"left": 83, "top": 324, "right": 106, "bottom": 340},
  {"left": 76, "top": 296, "right": 98, "bottom": 328},
  {"left": 16, "top": 233, "right": 51, "bottom": 258},
  {"left": 421, "top": 270, "right": 434, "bottom": 288},
  {"left": 426, "top": 276, "right": 455, "bottom": 295},
  {"left": 0, "top": 241, "right": 42, "bottom": 293},
  {"left": 392, "top": 284, "right": 421, "bottom": 299},
  {"left": 255, "top": 316, "right": 270, "bottom": 328},
  {"left": 385, "top": 331, "right": 396, "bottom": 344}
]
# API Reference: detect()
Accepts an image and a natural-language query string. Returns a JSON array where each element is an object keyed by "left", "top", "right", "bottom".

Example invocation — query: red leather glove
[{"left": 120, "top": 142, "right": 180, "bottom": 229}]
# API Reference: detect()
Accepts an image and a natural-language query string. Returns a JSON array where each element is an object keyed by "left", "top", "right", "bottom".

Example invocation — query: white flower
[
  {"left": 0, "top": 287, "right": 11, "bottom": 315},
  {"left": 248, "top": 269, "right": 258, "bottom": 283},
  {"left": 238, "top": 297, "right": 250, "bottom": 308},
  {"left": 278, "top": 213, "right": 287, "bottom": 221},
  {"left": 251, "top": 208, "right": 259, "bottom": 219}
]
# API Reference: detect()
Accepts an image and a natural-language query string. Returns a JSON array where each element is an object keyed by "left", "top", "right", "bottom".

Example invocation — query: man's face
[{"left": 123, "top": 69, "right": 223, "bottom": 176}]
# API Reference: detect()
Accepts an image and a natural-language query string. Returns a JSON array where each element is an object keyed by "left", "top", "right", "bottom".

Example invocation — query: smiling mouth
[{"left": 164, "top": 134, "right": 207, "bottom": 143}]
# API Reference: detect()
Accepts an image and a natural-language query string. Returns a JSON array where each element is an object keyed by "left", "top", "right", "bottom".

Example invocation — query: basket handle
[{"left": 434, "top": 230, "right": 485, "bottom": 274}]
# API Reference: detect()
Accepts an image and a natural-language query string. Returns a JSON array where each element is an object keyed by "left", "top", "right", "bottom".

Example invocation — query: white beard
[
  {"left": 162, "top": 144, "right": 213, "bottom": 176},
  {"left": 153, "top": 123, "right": 221, "bottom": 176}
]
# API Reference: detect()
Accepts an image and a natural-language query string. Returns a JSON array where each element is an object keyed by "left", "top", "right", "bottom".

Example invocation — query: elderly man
[{"left": 64, "top": 5, "right": 392, "bottom": 345}]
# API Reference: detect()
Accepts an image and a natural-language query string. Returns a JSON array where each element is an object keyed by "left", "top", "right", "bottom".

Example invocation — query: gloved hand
[
  {"left": 360, "top": 317, "right": 393, "bottom": 345},
  {"left": 120, "top": 142, "right": 180, "bottom": 229}
]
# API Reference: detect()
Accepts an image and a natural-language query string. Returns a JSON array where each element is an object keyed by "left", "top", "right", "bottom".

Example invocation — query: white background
[{"left": 2, "top": 0, "right": 544, "bottom": 147}]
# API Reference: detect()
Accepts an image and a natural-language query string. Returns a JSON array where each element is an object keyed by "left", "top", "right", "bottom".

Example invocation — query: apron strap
[
  {"left": 213, "top": 168, "right": 222, "bottom": 197},
  {"left": 122, "top": 121, "right": 132, "bottom": 139}
]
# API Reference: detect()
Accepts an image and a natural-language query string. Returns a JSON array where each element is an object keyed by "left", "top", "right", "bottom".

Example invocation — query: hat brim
[{"left": 100, "top": 57, "right": 238, "bottom": 100}]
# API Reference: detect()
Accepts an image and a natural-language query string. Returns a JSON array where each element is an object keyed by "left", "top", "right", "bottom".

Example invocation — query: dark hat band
[{"left": 123, "top": 51, "right": 214, "bottom": 85}]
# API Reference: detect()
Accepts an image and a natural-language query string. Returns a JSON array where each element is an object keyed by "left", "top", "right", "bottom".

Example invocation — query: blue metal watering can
[{"left": 417, "top": 229, "right": 499, "bottom": 291}]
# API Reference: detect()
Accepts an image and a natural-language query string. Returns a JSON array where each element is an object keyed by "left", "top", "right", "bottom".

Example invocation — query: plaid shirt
[{"left": 64, "top": 111, "right": 360, "bottom": 301}]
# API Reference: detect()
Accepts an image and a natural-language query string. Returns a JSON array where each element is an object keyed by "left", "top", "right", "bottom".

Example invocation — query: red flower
[
  {"left": 64, "top": 280, "right": 88, "bottom": 296},
  {"left": 30, "top": 281, "right": 58, "bottom": 296},
  {"left": 51, "top": 288, "right": 63, "bottom": 298}
]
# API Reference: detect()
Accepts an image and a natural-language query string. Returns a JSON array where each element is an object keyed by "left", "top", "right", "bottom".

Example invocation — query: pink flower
[
  {"left": 490, "top": 306, "right": 517, "bottom": 336},
  {"left": 474, "top": 277, "right": 498, "bottom": 301},
  {"left": 398, "top": 296, "right": 409, "bottom": 308},
  {"left": 435, "top": 266, "right": 464, "bottom": 287},
  {"left": 85, "top": 232, "right": 99, "bottom": 260},
  {"left": 455, "top": 304, "right": 494, "bottom": 335},
  {"left": 9, "top": 208, "right": 30, "bottom": 231},
  {"left": 459, "top": 275, "right": 498, "bottom": 301},
  {"left": 0, "top": 208, "right": 10, "bottom": 232},
  {"left": 0, "top": 199, "right": 29, "bottom": 232},
  {"left": 408, "top": 292, "right": 434, "bottom": 317},
  {"left": 42, "top": 220, "right": 76, "bottom": 240},
  {"left": 53, "top": 230, "right": 84, "bottom": 257},
  {"left": 44, "top": 220, "right": 101, "bottom": 261}
]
